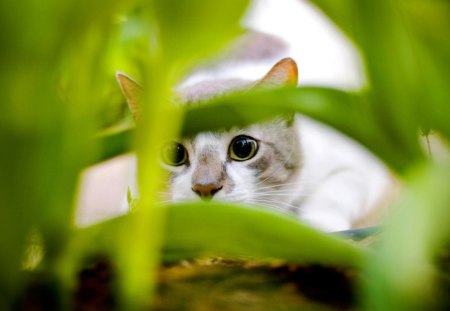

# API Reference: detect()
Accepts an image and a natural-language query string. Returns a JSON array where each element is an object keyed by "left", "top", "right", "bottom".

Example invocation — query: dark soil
[{"left": 73, "top": 258, "right": 357, "bottom": 311}]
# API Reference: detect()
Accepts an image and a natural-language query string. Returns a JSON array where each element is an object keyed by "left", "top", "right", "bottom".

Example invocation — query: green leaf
[
  {"left": 90, "top": 127, "right": 133, "bottom": 166},
  {"left": 363, "top": 162, "right": 450, "bottom": 310},
  {"left": 154, "top": 0, "right": 251, "bottom": 68},
  {"left": 58, "top": 202, "right": 366, "bottom": 281},
  {"left": 0, "top": 0, "right": 125, "bottom": 305},
  {"left": 163, "top": 202, "right": 366, "bottom": 267}
]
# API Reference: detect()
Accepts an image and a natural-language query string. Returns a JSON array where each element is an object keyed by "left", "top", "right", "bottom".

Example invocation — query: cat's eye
[
  {"left": 229, "top": 135, "right": 258, "bottom": 161},
  {"left": 161, "top": 142, "right": 188, "bottom": 166}
]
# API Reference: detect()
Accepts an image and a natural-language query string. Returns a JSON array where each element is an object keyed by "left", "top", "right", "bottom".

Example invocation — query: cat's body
[{"left": 118, "top": 58, "right": 390, "bottom": 231}]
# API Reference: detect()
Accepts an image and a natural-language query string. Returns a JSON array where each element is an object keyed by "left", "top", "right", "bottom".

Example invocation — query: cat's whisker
[
  {"left": 255, "top": 193, "right": 300, "bottom": 198},
  {"left": 254, "top": 175, "right": 316, "bottom": 188},
  {"left": 225, "top": 194, "right": 251, "bottom": 203},
  {"left": 253, "top": 182, "right": 300, "bottom": 190},
  {"left": 248, "top": 197, "right": 298, "bottom": 212},
  {"left": 254, "top": 189, "right": 306, "bottom": 197},
  {"left": 254, "top": 187, "right": 300, "bottom": 194},
  {"left": 253, "top": 178, "right": 315, "bottom": 190}
]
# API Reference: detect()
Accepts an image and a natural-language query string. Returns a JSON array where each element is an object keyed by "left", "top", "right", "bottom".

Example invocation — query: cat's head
[{"left": 117, "top": 58, "right": 301, "bottom": 211}]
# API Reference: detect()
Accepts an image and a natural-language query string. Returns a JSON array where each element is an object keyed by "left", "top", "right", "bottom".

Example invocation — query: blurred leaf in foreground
[
  {"left": 0, "top": 0, "right": 123, "bottom": 306},
  {"left": 112, "top": 0, "right": 251, "bottom": 309},
  {"left": 57, "top": 201, "right": 366, "bottom": 284},
  {"left": 363, "top": 162, "right": 450, "bottom": 310}
]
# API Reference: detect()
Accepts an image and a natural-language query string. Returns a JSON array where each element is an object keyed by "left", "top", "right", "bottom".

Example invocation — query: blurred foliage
[{"left": 1, "top": 0, "right": 449, "bottom": 310}]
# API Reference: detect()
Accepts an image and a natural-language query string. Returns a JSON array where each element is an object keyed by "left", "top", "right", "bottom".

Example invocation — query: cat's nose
[{"left": 192, "top": 183, "right": 223, "bottom": 199}]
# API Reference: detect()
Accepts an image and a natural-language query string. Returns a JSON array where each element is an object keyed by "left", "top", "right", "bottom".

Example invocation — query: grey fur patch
[{"left": 248, "top": 156, "right": 271, "bottom": 176}]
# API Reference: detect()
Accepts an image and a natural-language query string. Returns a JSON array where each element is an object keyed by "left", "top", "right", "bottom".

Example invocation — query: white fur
[{"left": 294, "top": 116, "right": 390, "bottom": 230}]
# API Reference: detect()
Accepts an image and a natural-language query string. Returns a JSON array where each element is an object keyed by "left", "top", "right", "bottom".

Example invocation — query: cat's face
[
  {"left": 160, "top": 118, "right": 301, "bottom": 209},
  {"left": 118, "top": 58, "right": 301, "bottom": 211}
]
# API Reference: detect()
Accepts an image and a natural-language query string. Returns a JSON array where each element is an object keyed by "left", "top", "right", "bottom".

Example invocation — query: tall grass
[{"left": 0, "top": 0, "right": 449, "bottom": 310}]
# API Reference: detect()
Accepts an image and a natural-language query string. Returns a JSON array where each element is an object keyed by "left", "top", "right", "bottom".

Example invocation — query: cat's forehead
[{"left": 175, "top": 79, "right": 253, "bottom": 104}]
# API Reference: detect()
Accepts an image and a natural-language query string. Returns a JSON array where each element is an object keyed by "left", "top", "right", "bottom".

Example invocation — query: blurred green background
[{"left": 0, "top": 0, "right": 449, "bottom": 310}]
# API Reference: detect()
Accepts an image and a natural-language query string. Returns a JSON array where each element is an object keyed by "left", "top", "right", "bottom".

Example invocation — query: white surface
[
  {"left": 244, "top": 0, "right": 364, "bottom": 89},
  {"left": 75, "top": 155, "right": 133, "bottom": 226}
]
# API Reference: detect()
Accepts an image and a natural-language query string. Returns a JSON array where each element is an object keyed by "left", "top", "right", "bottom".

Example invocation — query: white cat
[{"left": 117, "top": 57, "right": 391, "bottom": 231}]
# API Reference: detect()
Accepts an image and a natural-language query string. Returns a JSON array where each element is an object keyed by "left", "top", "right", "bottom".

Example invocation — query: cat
[{"left": 117, "top": 58, "right": 391, "bottom": 231}]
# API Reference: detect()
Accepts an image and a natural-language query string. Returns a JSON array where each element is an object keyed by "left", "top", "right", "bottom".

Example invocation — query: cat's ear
[
  {"left": 116, "top": 72, "right": 142, "bottom": 120},
  {"left": 257, "top": 58, "right": 298, "bottom": 126},
  {"left": 258, "top": 57, "right": 298, "bottom": 87}
]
